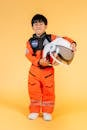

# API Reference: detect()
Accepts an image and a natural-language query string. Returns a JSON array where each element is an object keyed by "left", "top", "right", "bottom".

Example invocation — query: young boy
[{"left": 25, "top": 14, "right": 76, "bottom": 121}]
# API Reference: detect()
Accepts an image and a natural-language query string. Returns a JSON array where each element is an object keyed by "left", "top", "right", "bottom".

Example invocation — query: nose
[{"left": 36, "top": 23, "right": 41, "bottom": 27}]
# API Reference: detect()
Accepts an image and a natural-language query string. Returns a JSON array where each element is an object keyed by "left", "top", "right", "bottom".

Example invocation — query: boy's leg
[
  {"left": 28, "top": 72, "right": 42, "bottom": 113},
  {"left": 42, "top": 72, "right": 55, "bottom": 113}
]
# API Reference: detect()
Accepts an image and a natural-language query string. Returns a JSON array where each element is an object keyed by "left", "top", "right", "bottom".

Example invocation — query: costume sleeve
[
  {"left": 51, "top": 34, "right": 57, "bottom": 41},
  {"left": 25, "top": 41, "right": 40, "bottom": 66}
]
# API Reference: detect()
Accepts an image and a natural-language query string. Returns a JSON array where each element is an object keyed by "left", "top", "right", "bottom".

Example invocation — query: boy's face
[{"left": 32, "top": 21, "right": 47, "bottom": 36}]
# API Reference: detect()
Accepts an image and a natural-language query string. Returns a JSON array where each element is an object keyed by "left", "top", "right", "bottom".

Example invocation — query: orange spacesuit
[
  {"left": 25, "top": 33, "right": 75, "bottom": 113},
  {"left": 25, "top": 33, "right": 57, "bottom": 113}
]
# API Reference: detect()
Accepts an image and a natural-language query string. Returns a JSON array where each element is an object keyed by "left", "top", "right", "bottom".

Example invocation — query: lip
[
  {"left": 36, "top": 29, "right": 41, "bottom": 31},
  {"left": 36, "top": 28, "right": 41, "bottom": 30}
]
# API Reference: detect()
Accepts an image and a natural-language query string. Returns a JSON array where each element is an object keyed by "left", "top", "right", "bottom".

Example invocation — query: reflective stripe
[
  {"left": 42, "top": 101, "right": 54, "bottom": 107},
  {"left": 30, "top": 100, "right": 41, "bottom": 106},
  {"left": 30, "top": 100, "right": 54, "bottom": 107}
]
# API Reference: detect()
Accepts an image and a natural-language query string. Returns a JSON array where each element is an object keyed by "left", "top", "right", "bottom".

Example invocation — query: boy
[{"left": 25, "top": 14, "right": 76, "bottom": 121}]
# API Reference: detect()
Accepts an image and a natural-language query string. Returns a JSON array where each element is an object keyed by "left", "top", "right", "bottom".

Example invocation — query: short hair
[{"left": 31, "top": 14, "right": 48, "bottom": 26}]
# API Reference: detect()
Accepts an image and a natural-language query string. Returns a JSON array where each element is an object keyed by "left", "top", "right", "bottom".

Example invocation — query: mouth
[{"left": 36, "top": 29, "right": 41, "bottom": 31}]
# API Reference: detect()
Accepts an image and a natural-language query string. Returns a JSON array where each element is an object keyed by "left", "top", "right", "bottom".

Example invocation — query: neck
[{"left": 33, "top": 32, "right": 46, "bottom": 38}]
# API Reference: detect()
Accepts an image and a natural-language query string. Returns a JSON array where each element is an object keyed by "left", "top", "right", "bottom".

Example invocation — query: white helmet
[{"left": 43, "top": 37, "right": 75, "bottom": 65}]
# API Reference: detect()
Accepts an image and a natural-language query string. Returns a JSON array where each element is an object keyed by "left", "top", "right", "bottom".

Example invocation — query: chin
[{"left": 36, "top": 32, "right": 44, "bottom": 36}]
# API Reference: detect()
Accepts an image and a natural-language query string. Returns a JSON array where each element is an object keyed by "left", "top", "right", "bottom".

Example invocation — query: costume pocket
[
  {"left": 44, "top": 73, "right": 54, "bottom": 88},
  {"left": 44, "top": 73, "right": 53, "bottom": 78},
  {"left": 28, "top": 71, "right": 37, "bottom": 86}
]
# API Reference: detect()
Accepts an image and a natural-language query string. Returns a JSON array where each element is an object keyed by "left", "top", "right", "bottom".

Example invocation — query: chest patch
[{"left": 31, "top": 40, "right": 38, "bottom": 48}]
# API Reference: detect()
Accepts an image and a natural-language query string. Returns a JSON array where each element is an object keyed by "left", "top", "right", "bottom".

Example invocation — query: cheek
[
  {"left": 32, "top": 26, "right": 37, "bottom": 31},
  {"left": 41, "top": 26, "right": 47, "bottom": 31}
]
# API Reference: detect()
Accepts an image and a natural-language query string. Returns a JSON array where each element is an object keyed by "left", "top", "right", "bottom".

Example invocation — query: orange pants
[{"left": 28, "top": 65, "right": 55, "bottom": 113}]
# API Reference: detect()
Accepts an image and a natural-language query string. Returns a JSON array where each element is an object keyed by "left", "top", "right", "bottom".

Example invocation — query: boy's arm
[{"left": 25, "top": 41, "right": 40, "bottom": 66}]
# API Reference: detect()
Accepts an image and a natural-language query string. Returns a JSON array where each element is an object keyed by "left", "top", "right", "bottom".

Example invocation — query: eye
[
  {"left": 34, "top": 23, "right": 38, "bottom": 26},
  {"left": 40, "top": 22, "right": 44, "bottom": 25}
]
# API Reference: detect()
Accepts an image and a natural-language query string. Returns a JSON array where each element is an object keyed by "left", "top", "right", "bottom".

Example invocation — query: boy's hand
[
  {"left": 39, "top": 58, "right": 51, "bottom": 66},
  {"left": 71, "top": 43, "right": 77, "bottom": 52},
  {"left": 52, "top": 53, "right": 60, "bottom": 66}
]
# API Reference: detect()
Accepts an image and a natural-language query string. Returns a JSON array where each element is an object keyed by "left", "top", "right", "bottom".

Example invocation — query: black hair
[{"left": 31, "top": 14, "right": 48, "bottom": 26}]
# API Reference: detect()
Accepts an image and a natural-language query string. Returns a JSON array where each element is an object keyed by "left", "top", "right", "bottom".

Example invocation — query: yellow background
[{"left": 0, "top": 0, "right": 87, "bottom": 130}]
